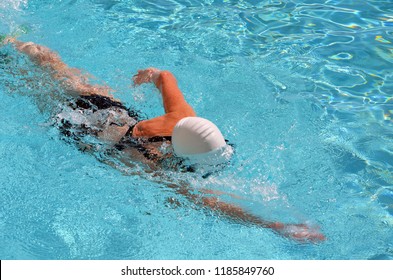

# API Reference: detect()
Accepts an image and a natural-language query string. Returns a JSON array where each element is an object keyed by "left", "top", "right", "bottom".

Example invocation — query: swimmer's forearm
[
  {"left": 133, "top": 68, "right": 196, "bottom": 115},
  {"left": 198, "top": 196, "right": 325, "bottom": 242},
  {"left": 199, "top": 196, "right": 275, "bottom": 228},
  {"left": 166, "top": 180, "right": 325, "bottom": 242},
  {"left": 155, "top": 71, "right": 195, "bottom": 115}
]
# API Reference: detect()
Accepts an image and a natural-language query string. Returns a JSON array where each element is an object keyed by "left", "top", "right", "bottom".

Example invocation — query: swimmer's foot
[
  {"left": 0, "top": 36, "right": 15, "bottom": 46},
  {"left": 270, "top": 222, "right": 326, "bottom": 243},
  {"left": 0, "top": 35, "right": 6, "bottom": 45},
  {"left": 132, "top": 67, "right": 161, "bottom": 86}
]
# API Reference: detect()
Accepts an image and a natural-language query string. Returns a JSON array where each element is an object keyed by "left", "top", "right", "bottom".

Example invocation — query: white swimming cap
[{"left": 172, "top": 117, "right": 233, "bottom": 166}]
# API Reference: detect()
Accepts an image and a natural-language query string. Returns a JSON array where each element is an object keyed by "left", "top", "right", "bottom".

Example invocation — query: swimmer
[{"left": 3, "top": 37, "right": 325, "bottom": 242}]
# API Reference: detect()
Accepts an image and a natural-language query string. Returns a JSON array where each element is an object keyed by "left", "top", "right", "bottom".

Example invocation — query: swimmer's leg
[{"left": 5, "top": 38, "right": 115, "bottom": 99}]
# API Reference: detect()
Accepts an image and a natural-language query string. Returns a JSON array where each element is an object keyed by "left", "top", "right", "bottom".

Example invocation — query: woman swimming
[{"left": 3, "top": 37, "right": 325, "bottom": 242}]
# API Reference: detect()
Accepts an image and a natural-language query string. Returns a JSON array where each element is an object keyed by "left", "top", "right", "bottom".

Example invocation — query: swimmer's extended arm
[
  {"left": 132, "top": 68, "right": 196, "bottom": 137},
  {"left": 200, "top": 196, "right": 325, "bottom": 242},
  {"left": 6, "top": 38, "right": 112, "bottom": 97},
  {"left": 175, "top": 185, "right": 325, "bottom": 243}
]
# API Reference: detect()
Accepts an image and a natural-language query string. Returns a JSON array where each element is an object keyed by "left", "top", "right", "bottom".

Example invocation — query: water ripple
[{"left": 1, "top": 0, "right": 393, "bottom": 259}]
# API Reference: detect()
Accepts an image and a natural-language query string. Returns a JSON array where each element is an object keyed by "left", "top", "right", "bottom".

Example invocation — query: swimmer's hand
[
  {"left": 132, "top": 67, "right": 161, "bottom": 86},
  {"left": 270, "top": 222, "right": 326, "bottom": 243}
]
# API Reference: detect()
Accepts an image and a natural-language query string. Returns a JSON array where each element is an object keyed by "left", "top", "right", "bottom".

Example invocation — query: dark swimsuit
[
  {"left": 58, "top": 94, "right": 139, "bottom": 138},
  {"left": 57, "top": 94, "right": 173, "bottom": 162}
]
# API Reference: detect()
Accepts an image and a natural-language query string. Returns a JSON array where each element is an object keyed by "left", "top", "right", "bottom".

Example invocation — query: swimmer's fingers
[
  {"left": 132, "top": 69, "right": 153, "bottom": 85},
  {"left": 132, "top": 68, "right": 161, "bottom": 86},
  {"left": 272, "top": 223, "right": 326, "bottom": 243}
]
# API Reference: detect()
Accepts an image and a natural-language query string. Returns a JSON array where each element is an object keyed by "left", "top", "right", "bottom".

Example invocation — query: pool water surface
[{"left": 0, "top": 0, "right": 392, "bottom": 259}]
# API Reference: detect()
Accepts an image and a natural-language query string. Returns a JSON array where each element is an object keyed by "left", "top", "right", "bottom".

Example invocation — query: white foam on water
[{"left": 0, "top": 0, "right": 28, "bottom": 10}]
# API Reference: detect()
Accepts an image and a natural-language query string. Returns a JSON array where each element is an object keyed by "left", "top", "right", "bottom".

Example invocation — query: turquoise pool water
[{"left": 0, "top": 0, "right": 392, "bottom": 259}]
